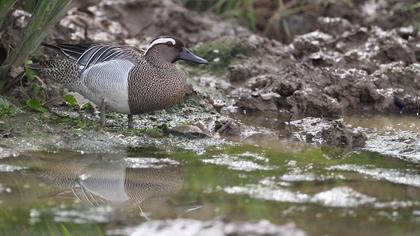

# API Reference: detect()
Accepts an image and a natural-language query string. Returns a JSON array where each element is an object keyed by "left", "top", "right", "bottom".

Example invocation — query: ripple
[
  {"left": 108, "top": 219, "right": 307, "bottom": 236},
  {"left": 225, "top": 185, "right": 310, "bottom": 203},
  {"left": 202, "top": 153, "right": 273, "bottom": 172},
  {"left": 124, "top": 158, "right": 179, "bottom": 168},
  {"left": 327, "top": 164, "right": 420, "bottom": 188},
  {"left": 312, "top": 187, "right": 376, "bottom": 207},
  {"left": 0, "top": 164, "right": 25, "bottom": 172}
]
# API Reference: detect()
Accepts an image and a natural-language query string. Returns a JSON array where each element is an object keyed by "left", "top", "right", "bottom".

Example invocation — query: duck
[
  {"left": 34, "top": 36, "right": 208, "bottom": 128},
  {"left": 38, "top": 155, "right": 183, "bottom": 208}
]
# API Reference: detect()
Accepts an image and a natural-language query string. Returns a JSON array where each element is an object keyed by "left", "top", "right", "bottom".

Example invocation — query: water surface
[{"left": 0, "top": 140, "right": 419, "bottom": 235}]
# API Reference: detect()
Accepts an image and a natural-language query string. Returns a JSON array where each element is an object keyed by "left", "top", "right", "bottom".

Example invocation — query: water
[{"left": 0, "top": 141, "right": 420, "bottom": 236}]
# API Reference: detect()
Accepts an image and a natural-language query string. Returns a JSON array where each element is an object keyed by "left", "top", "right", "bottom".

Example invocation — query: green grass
[
  {"left": 182, "top": 0, "right": 257, "bottom": 30},
  {"left": 0, "top": 96, "right": 19, "bottom": 117},
  {"left": 122, "top": 126, "right": 165, "bottom": 138},
  {"left": 0, "top": 0, "right": 71, "bottom": 93}
]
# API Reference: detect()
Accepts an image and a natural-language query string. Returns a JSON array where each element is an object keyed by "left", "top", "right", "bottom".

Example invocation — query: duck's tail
[
  {"left": 27, "top": 43, "right": 65, "bottom": 71},
  {"left": 28, "top": 58, "right": 80, "bottom": 86}
]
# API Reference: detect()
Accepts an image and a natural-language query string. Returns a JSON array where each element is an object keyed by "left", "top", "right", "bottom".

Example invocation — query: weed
[
  {"left": 123, "top": 127, "right": 165, "bottom": 138},
  {"left": 25, "top": 98, "right": 47, "bottom": 113},
  {"left": 0, "top": 0, "right": 71, "bottom": 93},
  {"left": 0, "top": 96, "right": 19, "bottom": 117}
]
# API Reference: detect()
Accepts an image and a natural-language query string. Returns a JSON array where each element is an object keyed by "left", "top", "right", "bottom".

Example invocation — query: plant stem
[
  {"left": 0, "top": 0, "right": 71, "bottom": 94},
  {"left": 0, "top": 0, "right": 17, "bottom": 28}
]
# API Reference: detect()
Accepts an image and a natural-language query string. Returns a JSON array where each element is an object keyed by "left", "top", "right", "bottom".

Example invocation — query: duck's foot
[
  {"left": 128, "top": 114, "right": 134, "bottom": 129},
  {"left": 100, "top": 99, "right": 106, "bottom": 127}
]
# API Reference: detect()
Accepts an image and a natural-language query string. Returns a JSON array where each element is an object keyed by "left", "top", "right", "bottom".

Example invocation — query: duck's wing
[
  {"left": 79, "top": 58, "right": 135, "bottom": 113},
  {"left": 43, "top": 43, "right": 141, "bottom": 70}
]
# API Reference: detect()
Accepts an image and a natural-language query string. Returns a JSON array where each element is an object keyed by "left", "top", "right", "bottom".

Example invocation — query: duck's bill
[{"left": 179, "top": 48, "right": 208, "bottom": 64}]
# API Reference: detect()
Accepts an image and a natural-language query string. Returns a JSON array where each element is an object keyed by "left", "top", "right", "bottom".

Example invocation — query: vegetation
[
  {"left": 182, "top": 0, "right": 420, "bottom": 41},
  {"left": 189, "top": 36, "right": 254, "bottom": 75},
  {"left": 0, "top": 0, "right": 17, "bottom": 29},
  {"left": 0, "top": 96, "right": 19, "bottom": 117},
  {"left": 122, "top": 126, "right": 165, "bottom": 138},
  {"left": 182, "top": 0, "right": 258, "bottom": 30},
  {"left": 0, "top": 0, "right": 71, "bottom": 93},
  {"left": 180, "top": 0, "right": 318, "bottom": 41}
]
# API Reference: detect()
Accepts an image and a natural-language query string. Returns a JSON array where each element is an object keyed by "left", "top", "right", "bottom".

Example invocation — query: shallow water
[{"left": 0, "top": 140, "right": 420, "bottom": 236}]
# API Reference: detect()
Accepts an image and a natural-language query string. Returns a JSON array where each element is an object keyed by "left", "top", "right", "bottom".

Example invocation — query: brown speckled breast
[{"left": 127, "top": 60, "right": 189, "bottom": 114}]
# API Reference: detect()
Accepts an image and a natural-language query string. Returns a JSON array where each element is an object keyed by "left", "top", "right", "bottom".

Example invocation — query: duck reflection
[{"left": 37, "top": 154, "right": 184, "bottom": 217}]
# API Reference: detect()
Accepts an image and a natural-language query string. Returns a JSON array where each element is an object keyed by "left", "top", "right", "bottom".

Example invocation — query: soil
[{"left": 2, "top": 0, "right": 420, "bottom": 165}]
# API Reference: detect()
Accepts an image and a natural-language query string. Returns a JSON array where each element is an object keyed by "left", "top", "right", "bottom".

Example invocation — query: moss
[
  {"left": 186, "top": 36, "right": 254, "bottom": 75},
  {"left": 51, "top": 115, "right": 99, "bottom": 130},
  {"left": 122, "top": 126, "right": 165, "bottom": 138}
]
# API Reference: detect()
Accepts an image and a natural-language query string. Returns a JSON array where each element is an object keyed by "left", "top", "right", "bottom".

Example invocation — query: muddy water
[
  {"left": 345, "top": 115, "right": 420, "bottom": 133},
  {"left": 0, "top": 138, "right": 420, "bottom": 236}
]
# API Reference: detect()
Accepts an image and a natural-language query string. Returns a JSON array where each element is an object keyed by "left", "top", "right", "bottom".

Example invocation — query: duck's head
[{"left": 145, "top": 36, "right": 208, "bottom": 65}]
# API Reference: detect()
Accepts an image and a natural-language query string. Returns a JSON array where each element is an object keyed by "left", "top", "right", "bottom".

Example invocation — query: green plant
[
  {"left": 182, "top": 0, "right": 257, "bottom": 31},
  {"left": 0, "top": 0, "right": 71, "bottom": 93},
  {"left": 181, "top": 0, "right": 320, "bottom": 42},
  {"left": 0, "top": 96, "right": 19, "bottom": 116},
  {"left": 63, "top": 94, "right": 78, "bottom": 108},
  {"left": 211, "top": 0, "right": 257, "bottom": 31},
  {"left": 25, "top": 98, "right": 47, "bottom": 112}
]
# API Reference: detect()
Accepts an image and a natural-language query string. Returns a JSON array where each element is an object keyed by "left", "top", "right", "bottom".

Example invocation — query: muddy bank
[
  {"left": 190, "top": 19, "right": 420, "bottom": 118},
  {"left": 3, "top": 0, "right": 420, "bottom": 119},
  {"left": 0, "top": 103, "right": 228, "bottom": 156},
  {"left": 51, "top": 0, "right": 250, "bottom": 46},
  {"left": 2, "top": 0, "right": 420, "bottom": 161},
  {"left": 10, "top": 0, "right": 419, "bottom": 120},
  {"left": 184, "top": 0, "right": 420, "bottom": 44}
]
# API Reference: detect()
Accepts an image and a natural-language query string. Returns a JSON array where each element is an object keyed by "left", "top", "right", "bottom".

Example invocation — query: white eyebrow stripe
[{"left": 145, "top": 38, "right": 176, "bottom": 54}]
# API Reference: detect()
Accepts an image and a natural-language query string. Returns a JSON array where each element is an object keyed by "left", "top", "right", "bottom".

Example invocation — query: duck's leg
[
  {"left": 128, "top": 114, "right": 134, "bottom": 129},
  {"left": 100, "top": 98, "right": 106, "bottom": 127}
]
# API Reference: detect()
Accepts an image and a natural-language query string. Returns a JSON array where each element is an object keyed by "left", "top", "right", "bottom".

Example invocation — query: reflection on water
[
  {"left": 0, "top": 143, "right": 420, "bottom": 236},
  {"left": 39, "top": 156, "right": 182, "bottom": 208},
  {"left": 0, "top": 152, "right": 192, "bottom": 222}
]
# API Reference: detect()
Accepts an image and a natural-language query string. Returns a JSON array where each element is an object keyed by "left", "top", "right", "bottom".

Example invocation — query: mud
[
  {"left": 194, "top": 21, "right": 420, "bottom": 118},
  {"left": 1, "top": 0, "right": 420, "bottom": 182},
  {"left": 289, "top": 118, "right": 367, "bottom": 148},
  {"left": 51, "top": 0, "right": 250, "bottom": 45},
  {"left": 31, "top": 0, "right": 420, "bottom": 121}
]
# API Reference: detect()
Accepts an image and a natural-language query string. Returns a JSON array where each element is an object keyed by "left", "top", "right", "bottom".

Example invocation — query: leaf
[
  {"left": 24, "top": 59, "right": 36, "bottom": 81},
  {"left": 26, "top": 98, "right": 47, "bottom": 112},
  {"left": 63, "top": 94, "right": 78, "bottom": 107},
  {"left": 60, "top": 224, "right": 72, "bottom": 236},
  {"left": 81, "top": 102, "right": 94, "bottom": 111}
]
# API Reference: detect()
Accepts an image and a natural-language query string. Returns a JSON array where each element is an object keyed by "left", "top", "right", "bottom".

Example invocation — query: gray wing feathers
[
  {"left": 78, "top": 45, "right": 137, "bottom": 70},
  {"left": 80, "top": 60, "right": 134, "bottom": 113},
  {"left": 45, "top": 43, "right": 139, "bottom": 70}
]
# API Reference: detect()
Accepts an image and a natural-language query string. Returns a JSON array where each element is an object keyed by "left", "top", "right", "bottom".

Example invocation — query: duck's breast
[{"left": 128, "top": 64, "right": 188, "bottom": 114}]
